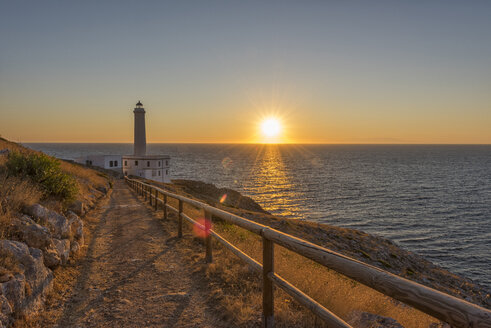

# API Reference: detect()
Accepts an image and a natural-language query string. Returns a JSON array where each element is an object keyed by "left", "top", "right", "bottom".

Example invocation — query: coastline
[{"left": 151, "top": 178, "right": 491, "bottom": 309}]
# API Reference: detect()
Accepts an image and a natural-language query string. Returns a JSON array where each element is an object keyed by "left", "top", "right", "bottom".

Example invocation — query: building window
[
  {"left": 158, "top": 171, "right": 161, "bottom": 176},
  {"left": 166, "top": 160, "right": 169, "bottom": 166},
  {"left": 135, "top": 161, "right": 138, "bottom": 166},
  {"left": 109, "top": 161, "right": 114, "bottom": 167},
  {"left": 147, "top": 161, "right": 150, "bottom": 167},
  {"left": 152, "top": 170, "right": 156, "bottom": 177},
  {"left": 158, "top": 161, "right": 161, "bottom": 167},
  {"left": 166, "top": 170, "right": 168, "bottom": 175},
  {"left": 115, "top": 160, "right": 118, "bottom": 167},
  {"left": 124, "top": 171, "right": 127, "bottom": 176},
  {"left": 124, "top": 161, "right": 127, "bottom": 166}
]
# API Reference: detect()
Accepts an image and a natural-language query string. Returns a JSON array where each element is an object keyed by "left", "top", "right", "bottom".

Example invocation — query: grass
[
  {"left": 6, "top": 151, "right": 78, "bottom": 203},
  {"left": 0, "top": 138, "right": 109, "bottom": 242},
  {"left": 158, "top": 192, "right": 439, "bottom": 328}
]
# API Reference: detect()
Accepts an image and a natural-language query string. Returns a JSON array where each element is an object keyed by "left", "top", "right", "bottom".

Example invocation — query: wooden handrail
[{"left": 125, "top": 177, "right": 491, "bottom": 328}]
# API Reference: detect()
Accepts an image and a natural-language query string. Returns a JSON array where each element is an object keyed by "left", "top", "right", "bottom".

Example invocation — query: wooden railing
[{"left": 125, "top": 177, "right": 491, "bottom": 328}]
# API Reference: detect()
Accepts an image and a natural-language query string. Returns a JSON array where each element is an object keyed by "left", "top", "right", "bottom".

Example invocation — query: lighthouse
[
  {"left": 133, "top": 101, "right": 146, "bottom": 156},
  {"left": 75, "top": 101, "right": 171, "bottom": 183},
  {"left": 122, "top": 101, "right": 171, "bottom": 183}
]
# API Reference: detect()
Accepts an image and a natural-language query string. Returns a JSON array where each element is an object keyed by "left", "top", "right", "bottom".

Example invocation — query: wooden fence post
[
  {"left": 154, "top": 190, "right": 158, "bottom": 210},
  {"left": 163, "top": 194, "right": 168, "bottom": 220},
  {"left": 144, "top": 185, "right": 147, "bottom": 201},
  {"left": 205, "top": 211, "right": 212, "bottom": 263},
  {"left": 178, "top": 199, "right": 183, "bottom": 238},
  {"left": 263, "top": 236, "right": 274, "bottom": 328}
]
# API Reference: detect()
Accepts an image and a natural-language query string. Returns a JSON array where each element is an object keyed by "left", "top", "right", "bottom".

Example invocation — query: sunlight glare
[{"left": 260, "top": 118, "right": 282, "bottom": 138}]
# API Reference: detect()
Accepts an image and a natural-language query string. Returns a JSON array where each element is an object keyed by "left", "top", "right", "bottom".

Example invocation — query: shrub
[{"left": 6, "top": 151, "right": 78, "bottom": 202}]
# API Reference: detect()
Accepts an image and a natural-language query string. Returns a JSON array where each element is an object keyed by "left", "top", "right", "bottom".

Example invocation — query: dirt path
[{"left": 52, "top": 180, "right": 227, "bottom": 328}]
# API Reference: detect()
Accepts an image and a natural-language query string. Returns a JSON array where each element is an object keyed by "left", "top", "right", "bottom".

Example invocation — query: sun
[{"left": 260, "top": 118, "right": 282, "bottom": 138}]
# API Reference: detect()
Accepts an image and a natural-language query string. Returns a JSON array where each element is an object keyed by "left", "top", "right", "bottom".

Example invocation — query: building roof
[
  {"left": 136, "top": 101, "right": 143, "bottom": 107},
  {"left": 122, "top": 155, "right": 170, "bottom": 159}
]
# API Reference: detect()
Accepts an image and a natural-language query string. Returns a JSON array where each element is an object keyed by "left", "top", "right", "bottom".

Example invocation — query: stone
[
  {"left": 69, "top": 200, "right": 85, "bottom": 216},
  {"left": 0, "top": 274, "right": 13, "bottom": 283},
  {"left": 0, "top": 273, "right": 26, "bottom": 313},
  {"left": 0, "top": 295, "right": 13, "bottom": 328},
  {"left": 67, "top": 211, "right": 84, "bottom": 242},
  {"left": 42, "top": 247, "right": 61, "bottom": 269},
  {"left": 13, "top": 215, "right": 52, "bottom": 250},
  {"left": 25, "top": 204, "right": 70, "bottom": 239},
  {"left": 24, "top": 204, "right": 49, "bottom": 222},
  {"left": 429, "top": 323, "right": 451, "bottom": 328},
  {"left": 0, "top": 240, "right": 54, "bottom": 316},
  {"left": 348, "top": 311, "right": 404, "bottom": 328},
  {"left": 70, "top": 241, "right": 80, "bottom": 256},
  {"left": 53, "top": 239, "right": 70, "bottom": 265}
]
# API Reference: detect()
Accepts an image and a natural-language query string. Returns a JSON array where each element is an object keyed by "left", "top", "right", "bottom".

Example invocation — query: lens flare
[
  {"left": 193, "top": 217, "right": 212, "bottom": 238},
  {"left": 220, "top": 194, "right": 227, "bottom": 203}
]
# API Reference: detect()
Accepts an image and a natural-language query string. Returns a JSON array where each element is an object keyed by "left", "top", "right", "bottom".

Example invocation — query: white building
[
  {"left": 74, "top": 154, "right": 122, "bottom": 171},
  {"left": 122, "top": 101, "right": 171, "bottom": 183}
]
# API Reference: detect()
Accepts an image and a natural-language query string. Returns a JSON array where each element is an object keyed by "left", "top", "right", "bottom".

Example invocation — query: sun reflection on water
[{"left": 243, "top": 145, "right": 303, "bottom": 217}]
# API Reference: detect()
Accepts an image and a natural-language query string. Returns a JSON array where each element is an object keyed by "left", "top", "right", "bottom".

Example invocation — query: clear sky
[{"left": 1, "top": 1, "right": 490, "bottom": 143}]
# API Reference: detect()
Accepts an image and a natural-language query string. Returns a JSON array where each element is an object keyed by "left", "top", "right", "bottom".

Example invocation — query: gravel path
[{"left": 53, "top": 179, "right": 225, "bottom": 328}]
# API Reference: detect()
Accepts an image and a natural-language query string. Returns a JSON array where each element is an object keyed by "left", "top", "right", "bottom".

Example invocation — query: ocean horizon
[{"left": 25, "top": 142, "right": 491, "bottom": 289}]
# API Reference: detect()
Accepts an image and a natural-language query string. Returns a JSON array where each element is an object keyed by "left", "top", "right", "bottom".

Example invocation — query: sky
[{"left": 1, "top": 1, "right": 490, "bottom": 144}]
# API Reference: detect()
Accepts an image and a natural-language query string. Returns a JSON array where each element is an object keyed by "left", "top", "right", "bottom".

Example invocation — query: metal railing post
[
  {"left": 263, "top": 236, "right": 274, "bottom": 328},
  {"left": 178, "top": 199, "right": 183, "bottom": 238},
  {"left": 205, "top": 211, "right": 212, "bottom": 263}
]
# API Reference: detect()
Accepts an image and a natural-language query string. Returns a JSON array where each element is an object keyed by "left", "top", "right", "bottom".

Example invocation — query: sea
[{"left": 25, "top": 143, "right": 491, "bottom": 289}]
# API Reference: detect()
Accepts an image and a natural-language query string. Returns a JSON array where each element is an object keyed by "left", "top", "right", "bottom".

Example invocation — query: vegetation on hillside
[
  {"left": 6, "top": 151, "right": 78, "bottom": 203},
  {"left": 0, "top": 138, "right": 109, "bottom": 239}
]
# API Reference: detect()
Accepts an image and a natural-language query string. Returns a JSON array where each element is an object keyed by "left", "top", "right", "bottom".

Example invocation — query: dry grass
[
  {"left": 160, "top": 189, "right": 440, "bottom": 327},
  {"left": 0, "top": 175, "right": 44, "bottom": 239},
  {"left": 0, "top": 137, "right": 110, "bottom": 241},
  {"left": 0, "top": 138, "right": 108, "bottom": 202}
]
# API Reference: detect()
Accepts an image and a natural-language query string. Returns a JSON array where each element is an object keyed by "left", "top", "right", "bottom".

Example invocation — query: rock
[
  {"left": 69, "top": 200, "right": 85, "bottom": 216},
  {"left": 0, "top": 274, "right": 13, "bottom": 283},
  {"left": 24, "top": 204, "right": 49, "bottom": 222},
  {"left": 0, "top": 273, "right": 25, "bottom": 312},
  {"left": 0, "top": 240, "right": 54, "bottom": 316},
  {"left": 21, "top": 248, "right": 53, "bottom": 315},
  {"left": 0, "top": 295, "right": 13, "bottom": 328},
  {"left": 67, "top": 211, "right": 84, "bottom": 242},
  {"left": 42, "top": 246, "right": 61, "bottom": 269},
  {"left": 52, "top": 239, "right": 70, "bottom": 265},
  {"left": 348, "top": 311, "right": 404, "bottom": 328},
  {"left": 429, "top": 323, "right": 451, "bottom": 328},
  {"left": 70, "top": 241, "right": 80, "bottom": 256},
  {"left": 13, "top": 215, "right": 52, "bottom": 250},
  {"left": 25, "top": 204, "right": 70, "bottom": 239}
]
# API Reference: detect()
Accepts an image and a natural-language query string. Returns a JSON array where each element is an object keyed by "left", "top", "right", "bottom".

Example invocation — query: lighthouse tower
[
  {"left": 122, "top": 101, "right": 171, "bottom": 182},
  {"left": 133, "top": 101, "right": 146, "bottom": 156}
]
